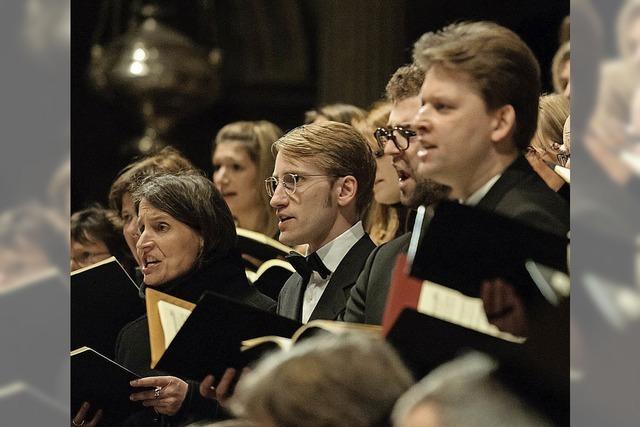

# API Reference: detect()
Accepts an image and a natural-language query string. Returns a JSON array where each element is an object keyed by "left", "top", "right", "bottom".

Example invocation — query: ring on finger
[
  {"left": 72, "top": 420, "right": 85, "bottom": 427},
  {"left": 154, "top": 386, "right": 162, "bottom": 399}
]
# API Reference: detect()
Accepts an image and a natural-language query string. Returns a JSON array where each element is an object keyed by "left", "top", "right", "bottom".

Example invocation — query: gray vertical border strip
[
  {"left": 572, "top": 0, "right": 640, "bottom": 424},
  {"left": 0, "top": 1, "right": 70, "bottom": 426}
]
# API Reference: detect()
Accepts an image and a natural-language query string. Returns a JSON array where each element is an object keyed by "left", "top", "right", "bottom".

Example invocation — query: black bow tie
[{"left": 285, "top": 251, "right": 331, "bottom": 285}]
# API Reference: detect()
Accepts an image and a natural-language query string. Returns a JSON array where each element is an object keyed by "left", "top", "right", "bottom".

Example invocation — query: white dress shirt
[
  {"left": 460, "top": 174, "right": 501, "bottom": 206},
  {"left": 301, "top": 221, "right": 365, "bottom": 323}
]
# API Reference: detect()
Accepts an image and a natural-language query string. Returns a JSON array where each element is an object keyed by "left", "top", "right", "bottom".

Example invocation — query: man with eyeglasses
[
  {"left": 343, "top": 64, "right": 450, "bottom": 325},
  {"left": 268, "top": 121, "right": 376, "bottom": 323}
]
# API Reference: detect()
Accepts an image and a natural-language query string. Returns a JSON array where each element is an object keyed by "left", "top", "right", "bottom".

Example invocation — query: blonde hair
[
  {"left": 354, "top": 102, "right": 403, "bottom": 245},
  {"left": 214, "top": 120, "right": 283, "bottom": 237},
  {"left": 272, "top": 121, "right": 376, "bottom": 217},
  {"left": 530, "top": 94, "right": 569, "bottom": 158}
]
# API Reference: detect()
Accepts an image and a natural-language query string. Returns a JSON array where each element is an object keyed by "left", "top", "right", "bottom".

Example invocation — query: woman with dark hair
[
  {"left": 70, "top": 205, "right": 135, "bottom": 274},
  {"left": 108, "top": 146, "right": 196, "bottom": 269},
  {"left": 73, "top": 172, "right": 275, "bottom": 427}
]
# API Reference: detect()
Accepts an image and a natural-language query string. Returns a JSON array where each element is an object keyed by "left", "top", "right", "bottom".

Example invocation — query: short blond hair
[
  {"left": 413, "top": 21, "right": 541, "bottom": 150},
  {"left": 272, "top": 121, "right": 376, "bottom": 217}
]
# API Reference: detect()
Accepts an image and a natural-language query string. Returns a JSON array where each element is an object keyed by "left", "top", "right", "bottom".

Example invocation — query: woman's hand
[
  {"left": 72, "top": 402, "right": 103, "bottom": 427},
  {"left": 129, "top": 376, "right": 188, "bottom": 416},
  {"left": 199, "top": 367, "right": 248, "bottom": 407}
]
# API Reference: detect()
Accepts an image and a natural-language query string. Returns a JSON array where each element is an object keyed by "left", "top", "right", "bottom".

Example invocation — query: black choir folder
[
  {"left": 246, "top": 258, "right": 295, "bottom": 300},
  {"left": 408, "top": 201, "right": 569, "bottom": 300},
  {"left": 387, "top": 306, "right": 569, "bottom": 426},
  {"left": 147, "top": 289, "right": 302, "bottom": 381},
  {"left": 236, "top": 227, "right": 293, "bottom": 267},
  {"left": 71, "top": 347, "right": 146, "bottom": 424},
  {"left": 386, "top": 308, "right": 522, "bottom": 379},
  {"left": 147, "top": 288, "right": 382, "bottom": 381},
  {"left": 71, "top": 257, "right": 144, "bottom": 358}
]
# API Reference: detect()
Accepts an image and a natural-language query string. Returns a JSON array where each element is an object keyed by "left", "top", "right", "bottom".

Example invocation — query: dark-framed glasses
[
  {"left": 265, "top": 173, "right": 338, "bottom": 197},
  {"left": 373, "top": 126, "right": 417, "bottom": 153}
]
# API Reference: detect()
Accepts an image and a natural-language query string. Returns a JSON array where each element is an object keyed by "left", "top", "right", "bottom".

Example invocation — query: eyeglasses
[
  {"left": 265, "top": 173, "right": 338, "bottom": 197},
  {"left": 373, "top": 126, "right": 417, "bottom": 154},
  {"left": 556, "top": 152, "right": 570, "bottom": 167},
  {"left": 526, "top": 146, "right": 570, "bottom": 168}
]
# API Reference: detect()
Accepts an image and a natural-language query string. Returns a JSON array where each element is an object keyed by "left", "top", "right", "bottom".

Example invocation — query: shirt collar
[
  {"left": 311, "top": 221, "right": 365, "bottom": 273},
  {"left": 460, "top": 174, "right": 502, "bottom": 206}
]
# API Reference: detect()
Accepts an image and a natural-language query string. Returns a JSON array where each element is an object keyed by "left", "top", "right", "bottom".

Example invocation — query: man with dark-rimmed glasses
[
  {"left": 268, "top": 121, "right": 377, "bottom": 323},
  {"left": 343, "top": 64, "right": 450, "bottom": 325}
]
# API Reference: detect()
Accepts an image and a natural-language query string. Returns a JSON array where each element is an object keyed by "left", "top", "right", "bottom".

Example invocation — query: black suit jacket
[
  {"left": 343, "top": 233, "right": 411, "bottom": 325},
  {"left": 475, "top": 155, "right": 569, "bottom": 237},
  {"left": 277, "top": 234, "right": 375, "bottom": 322},
  {"left": 343, "top": 156, "right": 570, "bottom": 325}
]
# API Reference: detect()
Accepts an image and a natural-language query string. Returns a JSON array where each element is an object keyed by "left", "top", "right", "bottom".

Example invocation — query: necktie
[{"left": 285, "top": 251, "right": 331, "bottom": 286}]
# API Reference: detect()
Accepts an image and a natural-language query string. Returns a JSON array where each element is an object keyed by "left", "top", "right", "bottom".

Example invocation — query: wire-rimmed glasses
[{"left": 265, "top": 173, "right": 338, "bottom": 197}]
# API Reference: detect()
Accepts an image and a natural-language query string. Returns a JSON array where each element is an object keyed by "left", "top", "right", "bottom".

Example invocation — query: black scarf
[{"left": 137, "top": 249, "right": 251, "bottom": 304}]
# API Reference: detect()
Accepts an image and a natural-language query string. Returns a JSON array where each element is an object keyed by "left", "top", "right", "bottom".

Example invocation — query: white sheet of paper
[
  {"left": 417, "top": 280, "right": 524, "bottom": 343},
  {"left": 157, "top": 300, "right": 192, "bottom": 349}
]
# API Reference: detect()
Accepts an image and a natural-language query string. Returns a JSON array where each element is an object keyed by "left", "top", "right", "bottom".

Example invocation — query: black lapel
[
  {"left": 278, "top": 273, "right": 305, "bottom": 321},
  {"left": 476, "top": 156, "right": 529, "bottom": 212},
  {"left": 309, "top": 234, "right": 376, "bottom": 321}
]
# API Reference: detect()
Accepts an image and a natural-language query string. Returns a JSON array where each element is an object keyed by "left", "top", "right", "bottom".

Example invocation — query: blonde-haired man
[{"left": 268, "top": 121, "right": 376, "bottom": 322}]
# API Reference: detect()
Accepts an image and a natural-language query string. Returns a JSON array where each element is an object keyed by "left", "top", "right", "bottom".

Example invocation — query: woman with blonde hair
[
  {"left": 354, "top": 102, "right": 409, "bottom": 245},
  {"left": 212, "top": 121, "right": 283, "bottom": 238},
  {"left": 526, "top": 94, "right": 570, "bottom": 198}
]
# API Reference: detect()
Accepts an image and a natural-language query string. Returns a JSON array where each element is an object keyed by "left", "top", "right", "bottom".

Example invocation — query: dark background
[{"left": 72, "top": 0, "right": 569, "bottom": 212}]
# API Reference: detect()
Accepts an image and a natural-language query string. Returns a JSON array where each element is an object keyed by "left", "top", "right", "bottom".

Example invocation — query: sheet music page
[
  {"left": 157, "top": 301, "right": 192, "bottom": 349},
  {"left": 417, "top": 280, "right": 524, "bottom": 343}
]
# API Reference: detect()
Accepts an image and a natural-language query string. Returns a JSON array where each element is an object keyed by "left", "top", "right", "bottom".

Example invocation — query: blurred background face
[
  {"left": 212, "top": 142, "right": 260, "bottom": 220},
  {"left": 135, "top": 199, "right": 202, "bottom": 286},
  {"left": 70, "top": 237, "right": 110, "bottom": 271},
  {"left": 374, "top": 154, "right": 401, "bottom": 205},
  {"left": 121, "top": 192, "right": 140, "bottom": 266}
]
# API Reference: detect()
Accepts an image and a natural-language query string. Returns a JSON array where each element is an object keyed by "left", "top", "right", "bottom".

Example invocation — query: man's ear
[
  {"left": 336, "top": 176, "right": 358, "bottom": 208},
  {"left": 490, "top": 104, "right": 516, "bottom": 144}
]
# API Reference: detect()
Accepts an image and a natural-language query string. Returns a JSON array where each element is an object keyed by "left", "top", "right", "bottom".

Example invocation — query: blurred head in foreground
[{"left": 231, "top": 333, "right": 414, "bottom": 427}]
